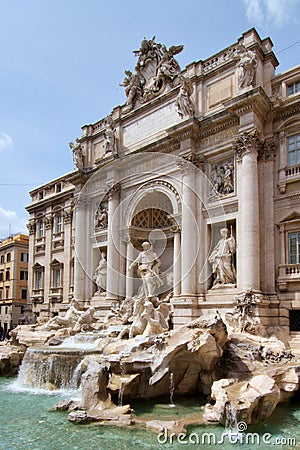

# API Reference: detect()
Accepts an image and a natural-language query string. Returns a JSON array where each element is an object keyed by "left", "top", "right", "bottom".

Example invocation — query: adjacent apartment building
[
  {"left": 26, "top": 28, "right": 300, "bottom": 339},
  {"left": 0, "top": 234, "right": 29, "bottom": 336}
]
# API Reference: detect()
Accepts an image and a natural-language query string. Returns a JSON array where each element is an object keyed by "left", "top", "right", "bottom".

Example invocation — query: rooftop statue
[
  {"left": 120, "top": 37, "right": 184, "bottom": 112},
  {"left": 175, "top": 75, "right": 194, "bottom": 118},
  {"left": 236, "top": 44, "right": 257, "bottom": 89},
  {"left": 69, "top": 138, "right": 85, "bottom": 171}
]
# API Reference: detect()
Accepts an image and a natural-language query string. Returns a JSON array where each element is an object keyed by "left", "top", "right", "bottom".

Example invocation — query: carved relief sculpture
[
  {"left": 236, "top": 44, "right": 257, "bottom": 89},
  {"left": 210, "top": 159, "right": 234, "bottom": 196},
  {"left": 69, "top": 138, "right": 85, "bottom": 171},
  {"left": 94, "top": 252, "right": 107, "bottom": 294},
  {"left": 95, "top": 203, "right": 108, "bottom": 229},
  {"left": 120, "top": 37, "right": 184, "bottom": 112},
  {"left": 209, "top": 228, "right": 236, "bottom": 287},
  {"left": 175, "top": 76, "right": 194, "bottom": 119}
]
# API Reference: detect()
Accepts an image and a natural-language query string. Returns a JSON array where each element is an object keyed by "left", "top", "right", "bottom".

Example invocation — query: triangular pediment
[{"left": 279, "top": 211, "right": 300, "bottom": 223}]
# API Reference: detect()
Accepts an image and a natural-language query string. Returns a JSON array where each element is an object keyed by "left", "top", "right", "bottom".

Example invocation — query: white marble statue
[
  {"left": 104, "top": 116, "right": 118, "bottom": 157},
  {"left": 94, "top": 252, "right": 107, "bottom": 293},
  {"left": 128, "top": 241, "right": 163, "bottom": 299},
  {"left": 41, "top": 300, "right": 82, "bottom": 330},
  {"left": 175, "top": 76, "right": 194, "bottom": 119},
  {"left": 209, "top": 228, "right": 236, "bottom": 287},
  {"left": 69, "top": 138, "right": 85, "bottom": 171},
  {"left": 236, "top": 44, "right": 257, "bottom": 89},
  {"left": 142, "top": 301, "right": 168, "bottom": 336},
  {"left": 73, "top": 306, "right": 96, "bottom": 332}
]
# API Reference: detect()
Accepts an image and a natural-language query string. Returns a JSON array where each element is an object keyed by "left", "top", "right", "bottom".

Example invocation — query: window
[
  {"left": 5, "top": 288, "right": 9, "bottom": 299},
  {"left": 35, "top": 271, "right": 43, "bottom": 290},
  {"left": 53, "top": 268, "right": 61, "bottom": 288},
  {"left": 288, "top": 81, "right": 300, "bottom": 96},
  {"left": 0, "top": 289, "right": 2, "bottom": 300},
  {"left": 20, "top": 270, "right": 28, "bottom": 281},
  {"left": 6, "top": 253, "right": 11, "bottom": 263},
  {"left": 54, "top": 214, "right": 62, "bottom": 234},
  {"left": 21, "top": 252, "right": 29, "bottom": 262},
  {"left": 56, "top": 183, "right": 62, "bottom": 193},
  {"left": 0, "top": 272, "right": 3, "bottom": 282},
  {"left": 289, "top": 232, "right": 300, "bottom": 264},
  {"left": 0, "top": 255, "right": 4, "bottom": 264},
  {"left": 21, "top": 289, "right": 27, "bottom": 300},
  {"left": 290, "top": 310, "right": 300, "bottom": 331},
  {"left": 38, "top": 191, "right": 44, "bottom": 200},
  {"left": 288, "top": 134, "right": 300, "bottom": 166},
  {"left": 5, "top": 270, "right": 10, "bottom": 281},
  {"left": 37, "top": 220, "right": 44, "bottom": 238}
]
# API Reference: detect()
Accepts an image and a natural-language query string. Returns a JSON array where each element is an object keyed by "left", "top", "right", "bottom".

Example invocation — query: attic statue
[{"left": 69, "top": 138, "right": 85, "bottom": 171}]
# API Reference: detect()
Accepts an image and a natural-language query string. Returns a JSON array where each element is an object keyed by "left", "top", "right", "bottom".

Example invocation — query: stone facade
[
  {"left": 26, "top": 28, "right": 300, "bottom": 339},
  {"left": 0, "top": 234, "right": 29, "bottom": 334}
]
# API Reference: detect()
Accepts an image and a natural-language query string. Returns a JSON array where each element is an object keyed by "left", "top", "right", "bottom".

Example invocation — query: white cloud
[
  {"left": 242, "top": 0, "right": 298, "bottom": 28},
  {"left": 0, "top": 206, "right": 28, "bottom": 238},
  {"left": 243, "top": 0, "right": 263, "bottom": 27},
  {"left": 0, "top": 132, "right": 13, "bottom": 151}
]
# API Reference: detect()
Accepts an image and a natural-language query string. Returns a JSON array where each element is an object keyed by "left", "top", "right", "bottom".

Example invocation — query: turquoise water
[{"left": 1, "top": 377, "right": 300, "bottom": 449}]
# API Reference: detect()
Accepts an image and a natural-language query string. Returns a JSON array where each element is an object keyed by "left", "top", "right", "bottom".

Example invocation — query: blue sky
[{"left": 0, "top": 0, "right": 299, "bottom": 237}]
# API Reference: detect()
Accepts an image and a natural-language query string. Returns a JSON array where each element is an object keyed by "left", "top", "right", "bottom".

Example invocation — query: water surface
[{"left": 1, "top": 377, "right": 299, "bottom": 450}]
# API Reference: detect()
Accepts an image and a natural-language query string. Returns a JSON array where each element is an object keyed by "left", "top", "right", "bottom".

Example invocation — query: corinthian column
[
  {"left": 106, "top": 184, "right": 120, "bottom": 301},
  {"left": 178, "top": 161, "right": 197, "bottom": 297},
  {"left": 234, "top": 129, "right": 262, "bottom": 291},
  {"left": 74, "top": 197, "right": 87, "bottom": 303}
]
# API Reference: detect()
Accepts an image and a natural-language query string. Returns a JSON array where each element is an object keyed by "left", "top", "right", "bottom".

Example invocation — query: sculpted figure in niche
[
  {"left": 94, "top": 252, "right": 107, "bottom": 294},
  {"left": 209, "top": 228, "right": 236, "bottom": 287},
  {"left": 236, "top": 44, "right": 257, "bottom": 89},
  {"left": 175, "top": 76, "right": 194, "bottom": 119},
  {"left": 128, "top": 241, "right": 163, "bottom": 300},
  {"left": 69, "top": 138, "right": 84, "bottom": 171}
]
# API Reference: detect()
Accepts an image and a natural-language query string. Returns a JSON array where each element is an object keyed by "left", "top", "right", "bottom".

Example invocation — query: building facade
[
  {"left": 0, "top": 234, "right": 29, "bottom": 336},
  {"left": 26, "top": 29, "right": 300, "bottom": 338}
]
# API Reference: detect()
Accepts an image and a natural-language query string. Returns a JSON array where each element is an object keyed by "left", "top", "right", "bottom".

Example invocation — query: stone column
[
  {"left": 125, "top": 236, "right": 134, "bottom": 300},
  {"left": 179, "top": 161, "right": 197, "bottom": 297},
  {"left": 234, "top": 129, "right": 262, "bottom": 291},
  {"left": 106, "top": 184, "right": 120, "bottom": 301},
  {"left": 26, "top": 220, "right": 36, "bottom": 309},
  {"left": 172, "top": 227, "right": 181, "bottom": 297},
  {"left": 62, "top": 207, "right": 73, "bottom": 304},
  {"left": 73, "top": 197, "right": 87, "bottom": 304},
  {"left": 44, "top": 213, "right": 53, "bottom": 308}
]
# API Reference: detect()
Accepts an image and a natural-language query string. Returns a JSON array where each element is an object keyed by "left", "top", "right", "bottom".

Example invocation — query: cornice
[{"left": 223, "top": 86, "right": 272, "bottom": 120}]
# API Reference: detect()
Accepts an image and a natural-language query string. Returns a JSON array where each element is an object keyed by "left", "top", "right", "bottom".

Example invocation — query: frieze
[
  {"left": 200, "top": 124, "right": 239, "bottom": 147},
  {"left": 202, "top": 201, "right": 238, "bottom": 218}
]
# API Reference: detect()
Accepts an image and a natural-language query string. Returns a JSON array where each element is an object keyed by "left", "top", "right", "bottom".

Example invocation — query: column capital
[
  {"left": 233, "top": 128, "right": 264, "bottom": 162},
  {"left": 27, "top": 221, "right": 36, "bottom": 235},
  {"left": 182, "top": 152, "right": 204, "bottom": 170},
  {"left": 107, "top": 182, "right": 121, "bottom": 199}
]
